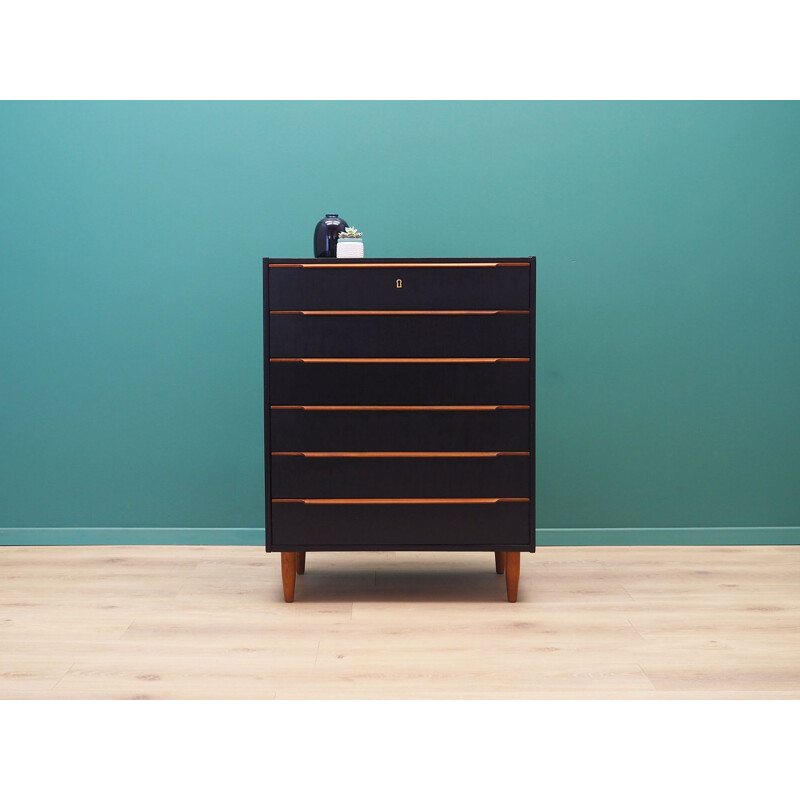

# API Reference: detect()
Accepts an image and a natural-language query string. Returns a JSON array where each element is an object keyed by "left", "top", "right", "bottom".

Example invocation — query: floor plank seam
[
  {"left": 637, "top": 663, "right": 657, "bottom": 691},
  {"left": 51, "top": 663, "right": 75, "bottom": 691},
  {"left": 627, "top": 619, "right": 646, "bottom": 640}
]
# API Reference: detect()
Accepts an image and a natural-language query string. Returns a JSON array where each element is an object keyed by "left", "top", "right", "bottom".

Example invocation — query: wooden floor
[{"left": 1, "top": 545, "right": 799, "bottom": 699}]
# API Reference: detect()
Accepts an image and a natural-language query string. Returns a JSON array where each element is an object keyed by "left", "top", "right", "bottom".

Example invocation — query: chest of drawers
[{"left": 263, "top": 257, "right": 536, "bottom": 601}]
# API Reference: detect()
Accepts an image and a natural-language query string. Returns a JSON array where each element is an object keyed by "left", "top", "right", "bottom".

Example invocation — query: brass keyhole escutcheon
[{"left": 396, "top": 278, "right": 403, "bottom": 289}]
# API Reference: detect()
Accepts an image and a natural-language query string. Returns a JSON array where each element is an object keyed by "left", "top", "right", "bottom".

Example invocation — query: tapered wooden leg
[
  {"left": 494, "top": 551, "right": 506, "bottom": 574},
  {"left": 281, "top": 552, "right": 297, "bottom": 602},
  {"left": 296, "top": 552, "right": 306, "bottom": 575},
  {"left": 504, "top": 552, "right": 520, "bottom": 602}
]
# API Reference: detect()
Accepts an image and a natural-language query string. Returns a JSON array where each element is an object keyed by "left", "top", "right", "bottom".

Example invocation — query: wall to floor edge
[{"left": 1, "top": 528, "right": 799, "bottom": 546}]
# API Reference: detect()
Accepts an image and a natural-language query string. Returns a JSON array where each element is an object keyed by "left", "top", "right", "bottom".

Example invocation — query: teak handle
[
  {"left": 269, "top": 358, "right": 529, "bottom": 363},
  {"left": 272, "top": 498, "right": 529, "bottom": 505},
  {"left": 270, "top": 310, "right": 529, "bottom": 316},
  {"left": 269, "top": 262, "right": 528, "bottom": 269},
  {"left": 270, "top": 405, "right": 530, "bottom": 411},
  {"left": 271, "top": 451, "right": 530, "bottom": 458}
]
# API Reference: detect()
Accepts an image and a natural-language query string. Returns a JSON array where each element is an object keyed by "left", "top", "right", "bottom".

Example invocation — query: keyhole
[{"left": 396, "top": 278, "right": 402, "bottom": 289}]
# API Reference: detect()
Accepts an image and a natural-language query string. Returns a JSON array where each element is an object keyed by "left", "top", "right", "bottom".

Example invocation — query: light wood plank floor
[{"left": 1, "top": 545, "right": 799, "bottom": 699}]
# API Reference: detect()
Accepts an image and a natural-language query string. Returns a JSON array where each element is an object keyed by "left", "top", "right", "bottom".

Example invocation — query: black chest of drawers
[{"left": 263, "top": 257, "right": 536, "bottom": 601}]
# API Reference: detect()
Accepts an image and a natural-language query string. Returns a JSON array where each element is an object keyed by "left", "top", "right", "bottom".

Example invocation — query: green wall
[{"left": 1, "top": 101, "right": 798, "bottom": 545}]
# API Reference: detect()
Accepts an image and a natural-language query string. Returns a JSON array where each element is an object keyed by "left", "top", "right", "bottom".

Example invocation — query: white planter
[{"left": 336, "top": 239, "right": 364, "bottom": 258}]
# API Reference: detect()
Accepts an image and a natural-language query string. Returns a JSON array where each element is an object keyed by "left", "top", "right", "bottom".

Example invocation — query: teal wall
[{"left": 1, "top": 101, "right": 798, "bottom": 545}]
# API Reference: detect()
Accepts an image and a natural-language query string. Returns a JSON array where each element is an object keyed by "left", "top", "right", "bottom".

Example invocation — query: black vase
[{"left": 313, "top": 214, "right": 348, "bottom": 258}]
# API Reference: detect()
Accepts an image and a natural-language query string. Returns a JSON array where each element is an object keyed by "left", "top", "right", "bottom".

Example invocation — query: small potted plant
[{"left": 336, "top": 226, "right": 364, "bottom": 258}]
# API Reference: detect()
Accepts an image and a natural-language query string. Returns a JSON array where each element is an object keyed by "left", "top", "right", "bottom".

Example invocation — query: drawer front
[
  {"left": 269, "top": 361, "right": 529, "bottom": 406},
  {"left": 271, "top": 500, "right": 530, "bottom": 549},
  {"left": 270, "top": 408, "right": 530, "bottom": 452},
  {"left": 269, "top": 312, "right": 529, "bottom": 358},
  {"left": 271, "top": 454, "right": 529, "bottom": 499},
  {"left": 268, "top": 265, "right": 529, "bottom": 311}
]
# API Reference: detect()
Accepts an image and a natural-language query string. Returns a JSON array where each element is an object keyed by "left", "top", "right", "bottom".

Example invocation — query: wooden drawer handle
[
  {"left": 269, "top": 262, "right": 528, "bottom": 269},
  {"left": 272, "top": 498, "right": 529, "bottom": 505},
  {"left": 270, "top": 310, "right": 529, "bottom": 316},
  {"left": 270, "top": 405, "right": 530, "bottom": 410},
  {"left": 272, "top": 451, "right": 529, "bottom": 458},
  {"left": 270, "top": 358, "right": 529, "bottom": 363}
]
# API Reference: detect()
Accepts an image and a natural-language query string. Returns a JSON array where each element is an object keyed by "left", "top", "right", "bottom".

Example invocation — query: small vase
[
  {"left": 336, "top": 239, "right": 364, "bottom": 258},
  {"left": 313, "top": 214, "right": 348, "bottom": 258}
]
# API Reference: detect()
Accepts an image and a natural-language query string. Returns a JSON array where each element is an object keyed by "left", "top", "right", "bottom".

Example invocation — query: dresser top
[{"left": 265, "top": 257, "right": 535, "bottom": 267}]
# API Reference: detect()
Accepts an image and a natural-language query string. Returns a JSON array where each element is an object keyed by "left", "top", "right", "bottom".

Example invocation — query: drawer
[
  {"left": 271, "top": 499, "right": 530, "bottom": 549},
  {"left": 271, "top": 453, "right": 529, "bottom": 499},
  {"left": 269, "top": 360, "right": 529, "bottom": 406},
  {"left": 270, "top": 408, "right": 530, "bottom": 452},
  {"left": 268, "top": 264, "right": 529, "bottom": 311},
  {"left": 269, "top": 311, "right": 529, "bottom": 358}
]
